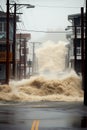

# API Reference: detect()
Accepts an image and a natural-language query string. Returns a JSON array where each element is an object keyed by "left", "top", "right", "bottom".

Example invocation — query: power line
[
  {"left": 35, "top": 4, "right": 82, "bottom": 9},
  {"left": 17, "top": 29, "right": 66, "bottom": 33}
]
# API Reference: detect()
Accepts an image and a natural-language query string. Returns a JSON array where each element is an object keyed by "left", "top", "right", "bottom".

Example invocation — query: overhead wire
[
  {"left": 17, "top": 29, "right": 66, "bottom": 33},
  {"left": 16, "top": 0, "right": 84, "bottom": 34},
  {"left": 35, "top": 5, "right": 82, "bottom": 9}
]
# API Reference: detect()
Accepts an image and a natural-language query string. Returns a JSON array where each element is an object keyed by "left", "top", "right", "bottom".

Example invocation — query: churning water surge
[{"left": 0, "top": 41, "right": 83, "bottom": 102}]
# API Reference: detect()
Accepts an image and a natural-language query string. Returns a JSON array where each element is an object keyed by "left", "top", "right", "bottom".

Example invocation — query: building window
[
  {"left": 0, "top": 44, "right": 6, "bottom": 51},
  {"left": 0, "top": 22, "right": 6, "bottom": 32},
  {"left": 77, "top": 47, "right": 81, "bottom": 55},
  {"left": 77, "top": 27, "right": 81, "bottom": 34},
  {"left": 0, "top": 22, "right": 2, "bottom": 31}
]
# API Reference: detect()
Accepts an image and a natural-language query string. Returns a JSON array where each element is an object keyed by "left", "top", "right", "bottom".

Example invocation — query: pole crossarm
[{"left": 9, "top": 3, "right": 35, "bottom": 11}]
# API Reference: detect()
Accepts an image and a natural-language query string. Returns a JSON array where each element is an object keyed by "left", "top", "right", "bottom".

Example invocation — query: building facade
[
  {"left": 16, "top": 33, "right": 31, "bottom": 79},
  {"left": 0, "top": 11, "right": 13, "bottom": 83},
  {"left": 66, "top": 13, "right": 84, "bottom": 75},
  {"left": 0, "top": 11, "right": 19, "bottom": 83}
]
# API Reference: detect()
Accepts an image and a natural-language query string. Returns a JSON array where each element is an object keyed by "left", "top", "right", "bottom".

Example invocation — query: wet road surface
[{"left": 0, "top": 101, "right": 87, "bottom": 130}]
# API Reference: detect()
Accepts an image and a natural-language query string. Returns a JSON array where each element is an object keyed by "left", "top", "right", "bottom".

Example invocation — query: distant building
[
  {"left": 16, "top": 33, "right": 31, "bottom": 79},
  {"left": 66, "top": 13, "right": 85, "bottom": 75}
]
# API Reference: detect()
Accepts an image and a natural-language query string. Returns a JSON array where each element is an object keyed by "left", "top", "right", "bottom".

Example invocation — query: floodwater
[{"left": 0, "top": 41, "right": 84, "bottom": 103}]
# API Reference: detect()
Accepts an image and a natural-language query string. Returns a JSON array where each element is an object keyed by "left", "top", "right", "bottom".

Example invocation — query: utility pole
[
  {"left": 32, "top": 42, "right": 35, "bottom": 75},
  {"left": 6, "top": 0, "right": 10, "bottom": 84},
  {"left": 28, "top": 59, "right": 31, "bottom": 77},
  {"left": 81, "top": 7, "right": 85, "bottom": 88},
  {"left": 13, "top": 3, "right": 16, "bottom": 78},
  {"left": 74, "top": 25, "right": 77, "bottom": 71},
  {"left": 19, "top": 33, "right": 22, "bottom": 79},
  {"left": 84, "top": 0, "right": 87, "bottom": 105},
  {"left": 24, "top": 38, "right": 27, "bottom": 78}
]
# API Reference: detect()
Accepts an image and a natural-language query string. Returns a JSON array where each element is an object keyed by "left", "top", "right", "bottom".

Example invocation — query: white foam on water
[{"left": 0, "top": 41, "right": 83, "bottom": 102}]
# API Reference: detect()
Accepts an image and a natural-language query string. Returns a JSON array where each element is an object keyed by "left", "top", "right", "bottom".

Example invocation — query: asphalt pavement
[{"left": 0, "top": 101, "right": 87, "bottom": 130}]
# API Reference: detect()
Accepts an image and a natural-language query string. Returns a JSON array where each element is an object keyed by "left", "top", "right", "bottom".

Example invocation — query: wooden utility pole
[
  {"left": 13, "top": 3, "right": 16, "bottom": 78},
  {"left": 28, "top": 59, "right": 31, "bottom": 77},
  {"left": 6, "top": 0, "right": 10, "bottom": 84},
  {"left": 84, "top": 0, "right": 87, "bottom": 105},
  {"left": 81, "top": 7, "right": 85, "bottom": 88},
  {"left": 19, "top": 33, "right": 22, "bottom": 79},
  {"left": 24, "top": 39, "right": 26, "bottom": 79},
  {"left": 32, "top": 42, "right": 35, "bottom": 75}
]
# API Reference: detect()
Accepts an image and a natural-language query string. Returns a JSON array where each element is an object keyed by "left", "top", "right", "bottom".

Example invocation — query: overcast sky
[
  {"left": 21, "top": 0, "right": 85, "bottom": 29},
  {"left": 0, "top": 0, "right": 85, "bottom": 42}
]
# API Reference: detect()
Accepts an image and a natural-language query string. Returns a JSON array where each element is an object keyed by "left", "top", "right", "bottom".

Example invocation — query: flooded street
[
  {"left": 0, "top": 101, "right": 87, "bottom": 130},
  {"left": 0, "top": 42, "right": 83, "bottom": 102},
  {"left": 0, "top": 41, "right": 85, "bottom": 129}
]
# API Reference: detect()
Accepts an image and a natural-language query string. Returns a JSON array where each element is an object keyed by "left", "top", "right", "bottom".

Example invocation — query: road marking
[
  {"left": 31, "top": 120, "right": 39, "bottom": 130},
  {"left": 31, "top": 120, "right": 36, "bottom": 130},
  {"left": 35, "top": 120, "right": 39, "bottom": 130}
]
